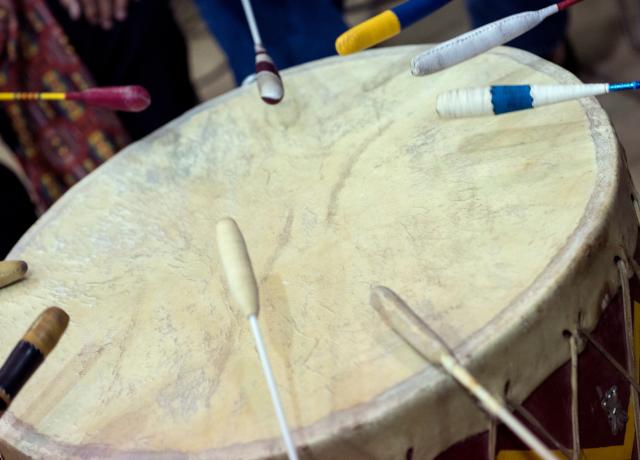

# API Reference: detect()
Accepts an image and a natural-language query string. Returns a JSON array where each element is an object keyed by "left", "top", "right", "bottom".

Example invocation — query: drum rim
[{"left": 2, "top": 45, "right": 626, "bottom": 458}]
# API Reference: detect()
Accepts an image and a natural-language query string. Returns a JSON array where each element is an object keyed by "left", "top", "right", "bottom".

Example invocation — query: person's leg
[
  {"left": 47, "top": 0, "right": 199, "bottom": 140},
  {"left": 194, "top": 0, "right": 347, "bottom": 83},
  {"left": 464, "top": 0, "right": 568, "bottom": 58}
]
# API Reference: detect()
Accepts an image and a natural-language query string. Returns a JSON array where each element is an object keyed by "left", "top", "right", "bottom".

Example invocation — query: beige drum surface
[{"left": 0, "top": 46, "right": 627, "bottom": 458}]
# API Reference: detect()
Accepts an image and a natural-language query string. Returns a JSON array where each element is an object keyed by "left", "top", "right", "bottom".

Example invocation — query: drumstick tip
[
  {"left": 68, "top": 85, "right": 151, "bottom": 112},
  {"left": 0, "top": 260, "right": 29, "bottom": 288},
  {"left": 370, "top": 285, "right": 453, "bottom": 364},
  {"left": 216, "top": 217, "right": 260, "bottom": 318},
  {"left": 409, "top": 57, "right": 423, "bottom": 76},
  {"left": 23, "top": 307, "right": 70, "bottom": 356},
  {"left": 255, "top": 48, "right": 284, "bottom": 105}
]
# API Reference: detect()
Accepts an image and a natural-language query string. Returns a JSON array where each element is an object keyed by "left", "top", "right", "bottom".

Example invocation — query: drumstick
[
  {"left": 335, "top": 0, "right": 452, "bottom": 55},
  {"left": 239, "top": 0, "right": 284, "bottom": 105},
  {"left": 0, "top": 307, "right": 69, "bottom": 416},
  {"left": 437, "top": 81, "right": 640, "bottom": 118},
  {"left": 0, "top": 260, "right": 28, "bottom": 289},
  {"left": 0, "top": 85, "right": 151, "bottom": 112},
  {"left": 216, "top": 218, "right": 298, "bottom": 460},
  {"left": 411, "top": 0, "right": 584, "bottom": 76},
  {"left": 369, "top": 286, "right": 557, "bottom": 460}
]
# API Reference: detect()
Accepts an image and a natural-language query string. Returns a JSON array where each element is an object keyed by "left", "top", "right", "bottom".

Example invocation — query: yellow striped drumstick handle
[{"left": 0, "top": 92, "right": 67, "bottom": 101}]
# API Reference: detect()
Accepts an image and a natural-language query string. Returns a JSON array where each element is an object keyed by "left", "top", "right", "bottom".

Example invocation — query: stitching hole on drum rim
[
  {"left": 405, "top": 447, "right": 414, "bottom": 460},
  {"left": 503, "top": 380, "right": 511, "bottom": 397},
  {"left": 562, "top": 329, "right": 572, "bottom": 338}
]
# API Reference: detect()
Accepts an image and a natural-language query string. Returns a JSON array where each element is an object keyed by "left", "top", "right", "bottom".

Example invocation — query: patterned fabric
[{"left": 0, "top": 0, "right": 129, "bottom": 211}]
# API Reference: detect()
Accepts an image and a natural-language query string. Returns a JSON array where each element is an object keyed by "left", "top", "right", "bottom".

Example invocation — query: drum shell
[{"left": 0, "top": 47, "right": 635, "bottom": 460}]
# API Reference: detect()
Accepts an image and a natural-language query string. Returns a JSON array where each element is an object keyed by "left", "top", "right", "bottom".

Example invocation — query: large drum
[{"left": 0, "top": 45, "right": 638, "bottom": 459}]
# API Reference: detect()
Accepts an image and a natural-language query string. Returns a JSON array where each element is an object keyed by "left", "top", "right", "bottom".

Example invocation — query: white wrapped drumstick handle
[
  {"left": 411, "top": 0, "right": 583, "bottom": 76},
  {"left": 216, "top": 218, "right": 298, "bottom": 460},
  {"left": 369, "top": 286, "right": 556, "bottom": 460},
  {"left": 436, "top": 82, "right": 638, "bottom": 118}
]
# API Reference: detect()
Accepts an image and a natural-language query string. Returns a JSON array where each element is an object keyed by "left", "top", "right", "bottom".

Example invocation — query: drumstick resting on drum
[
  {"left": 369, "top": 286, "right": 557, "bottom": 460},
  {"left": 216, "top": 218, "right": 298, "bottom": 460},
  {"left": 437, "top": 81, "right": 640, "bottom": 118},
  {"left": 0, "top": 86, "right": 151, "bottom": 112},
  {"left": 239, "top": 0, "right": 284, "bottom": 105},
  {"left": 335, "top": 0, "right": 451, "bottom": 55},
  {"left": 0, "top": 307, "right": 69, "bottom": 416},
  {"left": 411, "top": 0, "right": 584, "bottom": 76},
  {"left": 0, "top": 260, "right": 28, "bottom": 289}
]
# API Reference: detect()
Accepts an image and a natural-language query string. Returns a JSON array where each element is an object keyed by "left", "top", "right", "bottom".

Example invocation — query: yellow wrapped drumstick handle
[{"left": 335, "top": 11, "right": 401, "bottom": 56}]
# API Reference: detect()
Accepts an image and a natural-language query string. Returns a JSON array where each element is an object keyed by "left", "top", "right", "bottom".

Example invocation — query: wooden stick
[
  {"left": 0, "top": 307, "right": 69, "bottom": 416},
  {"left": 411, "top": 0, "right": 585, "bottom": 76},
  {"left": 436, "top": 82, "right": 639, "bottom": 118},
  {"left": 335, "top": 0, "right": 451, "bottom": 55},
  {"left": 369, "top": 286, "right": 557, "bottom": 460},
  {"left": 0, "top": 260, "right": 28, "bottom": 289},
  {"left": 216, "top": 218, "right": 298, "bottom": 460},
  {"left": 0, "top": 86, "right": 151, "bottom": 112},
  {"left": 239, "top": 0, "right": 284, "bottom": 105}
]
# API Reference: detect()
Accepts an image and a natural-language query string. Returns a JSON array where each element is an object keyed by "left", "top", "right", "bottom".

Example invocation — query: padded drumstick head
[
  {"left": 255, "top": 46, "right": 284, "bottom": 105},
  {"left": 370, "top": 286, "right": 454, "bottom": 364},
  {"left": 216, "top": 218, "right": 260, "bottom": 317},
  {"left": 23, "top": 307, "right": 70, "bottom": 357},
  {"left": 0, "top": 307, "right": 69, "bottom": 414},
  {"left": 410, "top": 5, "right": 559, "bottom": 76},
  {"left": 66, "top": 86, "right": 151, "bottom": 112},
  {"left": 0, "top": 260, "right": 28, "bottom": 288}
]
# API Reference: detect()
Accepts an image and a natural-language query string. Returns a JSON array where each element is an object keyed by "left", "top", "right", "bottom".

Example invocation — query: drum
[{"left": 0, "top": 45, "right": 638, "bottom": 459}]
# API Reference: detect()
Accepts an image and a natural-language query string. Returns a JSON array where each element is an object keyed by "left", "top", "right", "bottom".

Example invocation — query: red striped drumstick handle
[{"left": 556, "top": 0, "right": 584, "bottom": 11}]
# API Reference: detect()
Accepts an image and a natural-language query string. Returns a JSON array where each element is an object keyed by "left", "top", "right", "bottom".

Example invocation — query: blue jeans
[
  {"left": 195, "top": 1, "right": 567, "bottom": 84},
  {"left": 465, "top": 0, "right": 568, "bottom": 57},
  {"left": 194, "top": 0, "right": 347, "bottom": 83}
]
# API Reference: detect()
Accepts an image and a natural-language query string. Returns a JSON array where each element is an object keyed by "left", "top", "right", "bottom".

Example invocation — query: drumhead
[{"left": 0, "top": 45, "right": 633, "bottom": 459}]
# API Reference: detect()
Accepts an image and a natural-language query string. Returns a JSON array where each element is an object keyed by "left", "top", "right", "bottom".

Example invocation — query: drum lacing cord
[
  {"left": 577, "top": 328, "right": 640, "bottom": 393},
  {"left": 569, "top": 332, "right": 580, "bottom": 460},
  {"left": 505, "top": 401, "right": 573, "bottom": 459},
  {"left": 618, "top": 258, "right": 640, "bottom": 460},
  {"left": 578, "top": 256, "right": 640, "bottom": 460},
  {"left": 632, "top": 195, "right": 640, "bottom": 225},
  {"left": 487, "top": 417, "right": 497, "bottom": 460}
]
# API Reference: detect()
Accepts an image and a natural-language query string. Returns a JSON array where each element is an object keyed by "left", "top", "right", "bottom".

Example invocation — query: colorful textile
[{"left": 0, "top": 0, "right": 129, "bottom": 211}]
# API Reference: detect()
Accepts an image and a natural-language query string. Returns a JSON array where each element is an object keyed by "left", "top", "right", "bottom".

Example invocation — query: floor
[{"left": 173, "top": 0, "right": 640, "bottom": 182}]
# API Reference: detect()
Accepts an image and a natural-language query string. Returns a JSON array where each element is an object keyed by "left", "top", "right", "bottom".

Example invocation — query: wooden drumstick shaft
[
  {"left": 0, "top": 260, "right": 28, "bottom": 289},
  {"left": 216, "top": 218, "right": 298, "bottom": 460},
  {"left": 370, "top": 286, "right": 556, "bottom": 460},
  {"left": 439, "top": 355, "right": 556, "bottom": 460},
  {"left": 0, "top": 307, "right": 69, "bottom": 415}
]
